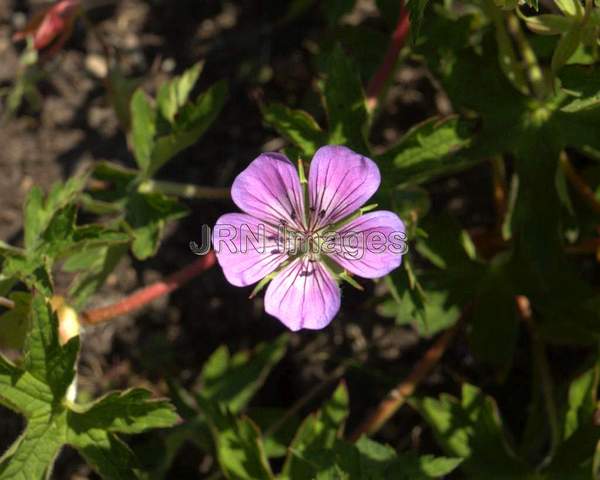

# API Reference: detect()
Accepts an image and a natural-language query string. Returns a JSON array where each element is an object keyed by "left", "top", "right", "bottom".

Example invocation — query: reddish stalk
[
  {"left": 348, "top": 307, "right": 468, "bottom": 442},
  {"left": 366, "top": 2, "right": 410, "bottom": 111},
  {"left": 81, "top": 252, "right": 216, "bottom": 325},
  {"left": 560, "top": 151, "right": 600, "bottom": 215}
]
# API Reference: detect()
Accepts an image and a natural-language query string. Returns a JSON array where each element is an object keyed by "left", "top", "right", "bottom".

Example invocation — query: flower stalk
[
  {"left": 81, "top": 252, "right": 216, "bottom": 325},
  {"left": 348, "top": 308, "right": 468, "bottom": 441},
  {"left": 365, "top": 2, "right": 410, "bottom": 111}
]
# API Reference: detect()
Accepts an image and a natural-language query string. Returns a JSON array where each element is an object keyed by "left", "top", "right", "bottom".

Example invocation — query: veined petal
[
  {"left": 213, "top": 213, "right": 288, "bottom": 287},
  {"left": 308, "top": 145, "right": 380, "bottom": 230},
  {"left": 265, "top": 257, "right": 340, "bottom": 331},
  {"left": 328, "top": 211, "right": 406, "bottom": 278},
  {"left": 231, "top": 153, "right": 306, "bottom": 230}
]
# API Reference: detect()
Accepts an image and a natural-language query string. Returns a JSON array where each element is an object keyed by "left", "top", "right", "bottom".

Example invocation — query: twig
[
  {"left": 81, "top": 252, "right": 216, "bottom": 325},
  {"left": 560, "top": 151, "right": 600, "bottom": 215},
  {"left": 0, "top": 297, "right": 15, "bottom": 310},
  {"left": 516, "top": 295, "right": 560, "bottom": 464},
  {"left": 365, "top": 2, "right": 410, "bottom": 111},
  {"left": 348, "top": 308, "right": 468, "bottom": 442}
]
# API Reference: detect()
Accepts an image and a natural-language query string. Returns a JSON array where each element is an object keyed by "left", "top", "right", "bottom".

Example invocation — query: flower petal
[
  {"left": 308, "top": 145, "right": 380, "bottom": 230},
  {"left": 265, "top": 257, "right": 340, "bottom": 331},
  {"left": 231, "top": 153, "right": 306, "bottom": 230},
  {"left": 213, "top": 213, "right": 288, "bottom": 287},
  {"left": 328, "top": 211, "right": 406, "bottom": 278}
]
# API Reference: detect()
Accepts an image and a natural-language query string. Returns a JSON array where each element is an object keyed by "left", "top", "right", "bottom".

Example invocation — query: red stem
[
  {"left": 81, "top": 252, "right": 216, "bottom": 325},
  {"left": 366, "top": 3, "right": 410, "bottom": 110}
]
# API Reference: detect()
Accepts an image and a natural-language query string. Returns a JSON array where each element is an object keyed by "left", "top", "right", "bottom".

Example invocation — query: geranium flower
[
  {"left": 213, "top": 145, "right": 406, "bottom": 331},
  {"left": 13, "top": 0, "right": 81, "bottom": 57}
]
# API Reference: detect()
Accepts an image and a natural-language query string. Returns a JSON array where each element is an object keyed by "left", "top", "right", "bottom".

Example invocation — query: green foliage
[
  {"left": 0, "top": 294, "right": 178, "bottom": 479},
  {"left": 415, "top": 384, "right": 534, "bottom": 478},
  {"left": 130, "top": 64, "right": 227, "bottom": 178}
]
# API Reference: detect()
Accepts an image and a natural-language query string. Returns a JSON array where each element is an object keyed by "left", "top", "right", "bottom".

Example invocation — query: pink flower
[
  {"left": 213, "top": 145, "right": 406, "bottom": 331},
  {"left": 13, "top": 0, "right": 81, "bottom": 57}
]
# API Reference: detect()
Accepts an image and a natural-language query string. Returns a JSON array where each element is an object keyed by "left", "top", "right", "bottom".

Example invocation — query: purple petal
[
  {"left": 231, "top": 153, "right": 306, "bottom": 230},
  {"left": 328, "top": 211, "right": 406, "bottom": 278},
  {"left": 308, "top": 145, "right": 380, "bottom": 230},
  {"left": 265, "top": 257, "right": 340, "bottom": 331},
  {"left": 213, "top": 213, "right": 288, "bottom": 287}
]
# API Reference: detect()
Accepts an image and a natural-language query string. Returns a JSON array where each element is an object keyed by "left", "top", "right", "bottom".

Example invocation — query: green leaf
[
  {"left": 23, "top": 295, "right": 78, "bottom": 398},
  {"left": 130, "top": 89, "right": 157, "bottom": 176},
  {"left": 407, "top": 0, "right": 430, "bottom": 44},
  {"left": 485, "top": 1, "right": 530, "bottom": 95},
  {"left": 198, "top": 397, "right": 275, "bottom": 480},
  {"left": 414, "top": 384, "right": 533, "bottom": 478},
  {"left": 563, "top": 363, "right": 599, "bottom": 440},
  {"left": 0, "top": 292, "right": 31, "bottom": 350},
  {"left": 149, "top": 80, "right": 228, "bottom": 176},
  {"left": 546, "top": 363, "right": 600, "bottom": 480},
  {"left": 552, "top": 24, "right": 583, "bottom": 73},
  {"left": 106, "top": 67, "right": 140, "bottom": 131},
  {"left": 467, "top": 255, "right": 519, "bottom": 372},
  {"left": 560, "top": 65, "right": 600, "bottom": 112},
  {"left": 157, "top": 63, "right": 203, "bottom": 124},
  {"left": 200, "top": 335, "right": 288, "bottom": 413},
  {"left": 0, "top": 292, "right": 178, "bottom": 479},
  {"left": 262, "top": 103, "right": 327, "bottom": 157},
  {"left": 23, "top": 177, "right": 87, "bottom": 251},
  {"left": 376, "top": 117, "right": 476, "bottom": 187},
  {"left": 125, "top": 192, "right": 188, "bottom": 260},
  {"left": 69, "top": 389, "right": 178, "bottom": 434},
  {"left": 282, "top": 382, "right": 350, "bottom": 478},
  {"left": 323, "top": 45, "right": 369, "bottom": 153},
  {"left": 67, "top": 244, "right": 128, "bottom": 309}
]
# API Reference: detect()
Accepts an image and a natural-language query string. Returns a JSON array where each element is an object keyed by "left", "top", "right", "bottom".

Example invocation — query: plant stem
[
  {"left": 348, "top": 308, "right": 468, "bottom": 442},
  {"left": 516, "top": 295, "right": 561, "bottom": 463},
  {"left": 560, "top": 151, "right": 600, "bottom": 215},
  {"left": 506, "top": 14, "right": 546, "bottom": 99},
  {"left": 138, "top": 179, "right": 231, "bottom": 200},
  {"left": 366, "top": 2, "right": 410, "bottom": 111},
  {"left": 0, "top": 297, "right": 15, "bottom": 310},
  {"left": 491, "top": 156, "right": 508, "bottom": 230},
  {"left": 81, "top": 252, "right": 216, "bottom": 325}
]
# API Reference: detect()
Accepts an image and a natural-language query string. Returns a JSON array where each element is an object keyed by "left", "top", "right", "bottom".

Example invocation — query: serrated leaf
[
  {"left": 23, "top": 176, "right": 87, "bottom": 252},
  {"left": 323, "top": 45, "right": 369, "bottom": 153},
  {"left": 67, "top": 244, "right": 128, "bottom": 309},
  {"left": 130, "top": 90, "right": 157, "bottom": 176},
  {"left": 376, "top": 117, "right": 476, "bottom": 187},
  {"left": 198, "top": 397, "right": 275, "bottom": 480},
  {"left": 262, "top": 103, "right": 327, "bottom": 157},
  {"left": 149, "top": 80, "right": 228, "bottom": 176},
  {"left": 414, "top": 384, "right": 533, "bottom": 478},
  {"left": 23, "top": 295, "right": 77, "bottom": 398},
  {"left": 69, "top": 389, "right": 178, "bottom": 435},
  {"left": 0, "top": 293, "right": 178, "bottom": 479},
  {"left": 125, "top": 192, "right": 188, "bottom": 260},
  {"left": 282, "top": 382, "right": 349, "bottom": 478},
  {"left": 200, "top": 335, "right": 288, "bottom": 413},
  {"left": 157, "top": 63, "right": 203, "bottom": 124}
]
